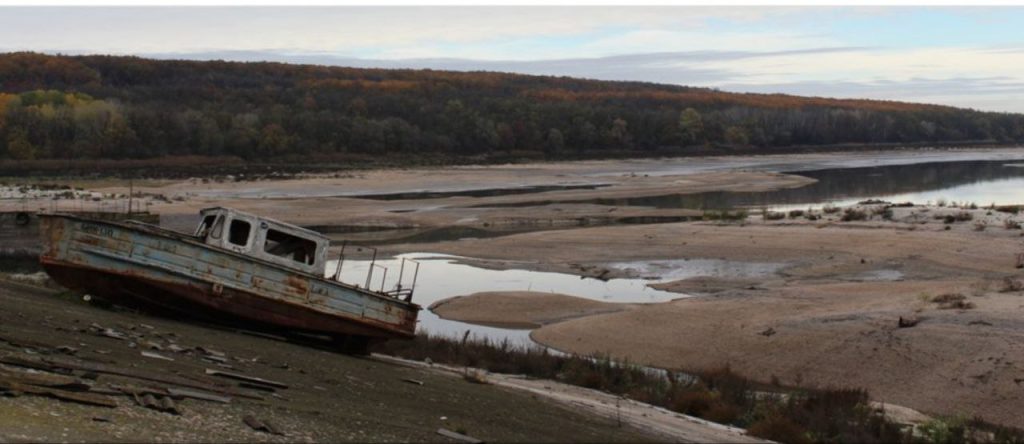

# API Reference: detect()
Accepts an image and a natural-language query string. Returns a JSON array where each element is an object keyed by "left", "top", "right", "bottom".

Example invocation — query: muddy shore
[{"left": 0, "top": 279, "right": 668, "bottom": 442}]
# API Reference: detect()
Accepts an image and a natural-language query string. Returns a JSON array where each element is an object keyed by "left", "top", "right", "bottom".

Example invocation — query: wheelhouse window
[
  {"left": 195, "top": 214, "right": 218, "bottom": 238},
  {"left": 228, "top": 219, "right": 252, "bottom": 246},
  {"left": 263, "top": 229, "right": 317, "bottom": 265}
]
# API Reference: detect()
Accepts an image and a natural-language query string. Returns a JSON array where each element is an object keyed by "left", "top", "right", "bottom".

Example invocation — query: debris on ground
[
  {"left": 437, "top": 427, "right": 483, "bottom": 444},
  {"left": 205, "top": 369, "right": 288, "bottom": 390},
  {"left": 243, "top": 415, "right": 285, "bottom": 436},
  {"left": 898, "top": 316, "right": 920, "bottom": 328}
]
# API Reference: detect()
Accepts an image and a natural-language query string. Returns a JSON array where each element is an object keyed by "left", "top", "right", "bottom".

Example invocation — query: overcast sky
[{"left": 3, "top": 6, "right": 1024, "bottom": 112}]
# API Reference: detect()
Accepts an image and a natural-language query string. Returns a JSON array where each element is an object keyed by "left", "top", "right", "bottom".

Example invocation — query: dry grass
[
  {"left": 370, "top": 333, "right": 1024, "bottom": 443},
  {"left": 931, "top": 293, "right": 976, "bottom": 310}
]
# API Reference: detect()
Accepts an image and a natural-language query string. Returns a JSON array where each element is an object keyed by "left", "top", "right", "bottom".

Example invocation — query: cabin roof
[{"left": 199, "top": 206, "right": 328, "bottom": 243}]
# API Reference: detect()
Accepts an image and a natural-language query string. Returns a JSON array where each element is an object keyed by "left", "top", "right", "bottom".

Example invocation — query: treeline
[{"left": 1, "top": 51, "right": 1023, "bottom": 163}]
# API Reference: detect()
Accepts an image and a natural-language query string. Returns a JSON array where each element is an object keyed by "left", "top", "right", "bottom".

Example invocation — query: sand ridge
[{"left": 430, "top": 291, "right": 635, "bottom": 329}]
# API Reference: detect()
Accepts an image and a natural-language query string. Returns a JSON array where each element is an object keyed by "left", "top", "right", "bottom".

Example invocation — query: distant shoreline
[{"left": 1, "top": 143, "right": 1022, "bottom": 179}]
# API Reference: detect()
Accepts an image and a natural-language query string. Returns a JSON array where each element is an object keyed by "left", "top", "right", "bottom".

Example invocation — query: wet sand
[{"left": 430, "top": 292, "right": 634, "bottom": 329}]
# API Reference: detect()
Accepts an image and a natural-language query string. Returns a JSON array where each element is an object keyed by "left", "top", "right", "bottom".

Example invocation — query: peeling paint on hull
[{"left": 39, "top": 214, "right": 419, "bottom": 341}]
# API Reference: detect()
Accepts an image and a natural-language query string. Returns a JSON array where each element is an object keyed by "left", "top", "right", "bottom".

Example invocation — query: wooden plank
[
  {"left": 140, "top": 351, "right": 174, "bottom": 361},
  {"left": 436, "top": 428, "right": 484, "bottom": 444},
  {"left": 1, "top": 354, "right": 259, "bottom": 400},
  {"left": 0, "top": 368, "right": 82, "bottom": 388},
  {"left": 166, "top": 387, "right": 232, "bottom": 404},
  {"left": 0, "top": 379, "right": 117, "bottom": 408},
  {"left": 204, "top": 369, "right": 288, "bottom": 389}
]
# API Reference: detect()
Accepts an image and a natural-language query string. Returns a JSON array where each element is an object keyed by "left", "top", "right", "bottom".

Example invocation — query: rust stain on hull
[{"left": 38, "top": 213, "right": 419, "bottom": 342}]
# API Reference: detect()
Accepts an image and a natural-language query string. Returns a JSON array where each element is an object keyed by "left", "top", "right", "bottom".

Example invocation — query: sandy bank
[
  {"left": 430, "top": 291, "right": 634, "bottom": 329},
  {"left": 408, "top": 212, "right": 1024, "bottom": 428},
  {"left": 530, "top": 279, "right": 1024, "bottom": 428}
]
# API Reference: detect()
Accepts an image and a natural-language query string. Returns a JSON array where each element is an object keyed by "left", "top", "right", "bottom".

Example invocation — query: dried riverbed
[{"left": 4, "top": 148, "right": 1024, "bottom": 436}]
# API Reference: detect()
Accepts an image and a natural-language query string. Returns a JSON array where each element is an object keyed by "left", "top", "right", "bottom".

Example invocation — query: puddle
[
  {"left": 606, "top": 259, "right": 786, "bottom": 281},
  {"left": 846, "top": 269, "right": 904, "bottom": 282},
  {"left": 318, "top": 226, "right": 551, "bottom": 246},
  {"left": 328, "top": 253, "right": 785, "bottom": 345}
]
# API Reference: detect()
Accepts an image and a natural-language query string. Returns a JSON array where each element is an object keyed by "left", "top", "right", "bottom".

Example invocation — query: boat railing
[{"left": 332, "top": 242, "right": 419, "bottom": 302}]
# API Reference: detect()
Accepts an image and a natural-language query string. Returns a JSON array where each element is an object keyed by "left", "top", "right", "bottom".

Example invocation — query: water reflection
[
  {"left": 478, "top": 160, "right": 1024, "bottom": 211},
  {"left": 328, "top": 253, "right": 782, "bottom": 345}
]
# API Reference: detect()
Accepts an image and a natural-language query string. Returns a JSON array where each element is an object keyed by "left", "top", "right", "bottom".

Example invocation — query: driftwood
[
  {"left": 436, "top": 428, "right": 484, "bottom": 444},
  {"left": 205, "top": 369, "right": 288, "bottom": 389},
  {"left": 0, "top": 354, "right": 260, "bottom": 400},
  {"left": 166, "top": 387, "right": 232, "bottom": 404},
  {"left": 0, "top": 367, "right": 86, "bottom": 389},
  {"left": 0, "top": 378, "right": 116, "bottom": 408}
]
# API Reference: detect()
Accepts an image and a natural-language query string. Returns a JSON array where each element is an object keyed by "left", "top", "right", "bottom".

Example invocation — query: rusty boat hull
[{"left": 38, "top": 214, "right": 419, "bottom": 342}]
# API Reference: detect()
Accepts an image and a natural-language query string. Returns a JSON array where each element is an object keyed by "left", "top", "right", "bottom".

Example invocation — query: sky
[{"left": 2, "top": 6, "right": 1024, "bottom": 112}]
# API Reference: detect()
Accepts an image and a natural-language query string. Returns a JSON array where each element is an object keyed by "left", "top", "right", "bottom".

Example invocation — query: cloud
[
  {"left": 0, "top": 6, "right": 813, "bottom": 56},
  {"left": 3, "top": 7, "right": 1024, "bottom": 112}
]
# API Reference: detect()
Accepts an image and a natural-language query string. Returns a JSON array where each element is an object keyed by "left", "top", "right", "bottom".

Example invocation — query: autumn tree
[
  {"left": 679, "top": 108, "right": 704, "bottom": 146},
  {"left": 545, "top": 128, "right": 564, "bottom": 154},
  {"left": 5, "top": 128, "right": 36, "bottom": 160},
  {"left": 724, "top": 126, "right": 750, "bottom": 146}
]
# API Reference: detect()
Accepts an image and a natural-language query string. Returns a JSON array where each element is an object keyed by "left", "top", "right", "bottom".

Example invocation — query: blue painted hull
[{"left": 39, "top": 214, "right": 419, "bottom": 341}]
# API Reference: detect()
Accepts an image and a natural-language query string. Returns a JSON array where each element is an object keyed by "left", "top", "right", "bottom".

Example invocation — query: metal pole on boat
[
  {"left": 396, "top": 258, "right": 406, "bottom": 293},
  {"left": 364, "top": 247, "right": 378, "bottom": 289},
  {"left": 334, "top": 241, "right": 347, "bottom": 281},
  {"left": 128, "top": 178, "right": 134, "bottom": 217},
  {"left": 408, "top": 261, "right": 420, "bottom": 302},
  {"left": 379, "top": 266, "right": 388, "bottom": 293}
]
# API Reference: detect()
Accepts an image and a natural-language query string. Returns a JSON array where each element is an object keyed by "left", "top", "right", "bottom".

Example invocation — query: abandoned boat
[{"left": 38, "top": 207, "right": 420, "bottom": 349}]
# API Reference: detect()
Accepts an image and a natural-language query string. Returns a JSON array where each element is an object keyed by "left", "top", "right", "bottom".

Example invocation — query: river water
[{"left": 474, "top": 159, "right": 1024, "bottom": 212}]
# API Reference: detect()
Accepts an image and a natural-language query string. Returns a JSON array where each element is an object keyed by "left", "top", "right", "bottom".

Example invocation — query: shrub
[
  {"left": 870, "top": 206, "right": 893, "bottom": 220},
  {"left": 931, "top": 293, "right": 975, "bottom": 310},
  {"left": 371, "top": 333, "right": 1011, "bottom": 442},
  {"left": 1004, "top": 219, "right": 1021, "bottom": 230},
  {"left": 943, "top": 212, "right": 974, "bottom": 224},
  {"left": 703, "top": 209, "right": 748, "bottom": 221},
  {"left": 788, "top": 209, "right": 805, "bottom": 218},
  {"left": 973, "top": 221, "right": 987, "bottom": 232},
  {"left": 764, "top": 211, "right": 786, "bottom": 221},
  {"left": 841, "top": 208, "right": 868, "bottom": 221},
  {"left": 671, "top": 388, "right": 716, "bottom": 417},
  {"left": 999, "top": 277, "right": 1023, "bottom": 292},
  {"left": 748, "top": 415, "right": 812, "bottom": 444},
  {"left": 822, "top": 204, "right": 840, "bottom": 214},
  {"left": 918, "top": 416, "right": 968, "bottom": 444}
]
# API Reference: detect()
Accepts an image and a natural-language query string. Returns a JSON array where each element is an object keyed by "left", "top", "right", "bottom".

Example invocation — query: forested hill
[{"left": 1, "top": 51, "right": 1023, "bottom": 164}]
